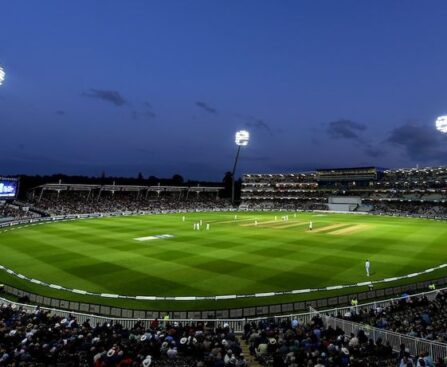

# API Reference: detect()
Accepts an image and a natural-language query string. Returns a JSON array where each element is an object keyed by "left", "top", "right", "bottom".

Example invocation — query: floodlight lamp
[
  {"left": 235, "top": 130, "right": 250, "bottom": 146},
  {"left": 0, "top": 66, "right": 5, "bottom": 86},
  {"left": 435, "top": 115, "right": 447, "bottom": 134}
]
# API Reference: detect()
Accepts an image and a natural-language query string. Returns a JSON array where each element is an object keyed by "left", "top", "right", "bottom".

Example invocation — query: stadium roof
[{"left": 32, "top": 183, "right": 224, "bottom": 193}]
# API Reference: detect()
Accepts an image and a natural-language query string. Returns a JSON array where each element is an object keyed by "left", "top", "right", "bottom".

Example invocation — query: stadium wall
[
  {"left": 327, "top": 196, "right": 362, "bottom": 212},
  {"left": 2, "top": 274, "right": 447, "bottom": 319}
]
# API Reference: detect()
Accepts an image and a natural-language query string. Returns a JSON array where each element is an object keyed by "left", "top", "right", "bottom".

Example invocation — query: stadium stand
[
  {"left": 26, "top": 183, "right": 229, "bottom": 216},
  {"left": 1, "top": 171, "right": 447, "bottom": 365},
  {"left": 244, "top": 315, "right": 397, "bottom": 367},
  {"left": 1, "top": 296, "right": 446, "bottom": 367},
  {"left": 0, "top": 303, "right": 245, "bottom": 366},
  {"left": 0, "top": 201, "right": 40, "bottom": 221},
  {"left": 241, "top": 166, "right": 447, "bottom": 218},
  {"left": 343, "top": 290, "right": 447, "bottom": 343}
]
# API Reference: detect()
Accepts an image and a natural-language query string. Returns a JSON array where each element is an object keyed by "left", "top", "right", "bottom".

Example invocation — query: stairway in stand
[{"left": 240, "top": 342, "right": 262, "bottom": 367}]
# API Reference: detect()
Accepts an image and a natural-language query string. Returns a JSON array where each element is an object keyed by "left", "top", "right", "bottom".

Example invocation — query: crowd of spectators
[
  {"left": 370, "top": 202, "right": 447, "bottom": 218},
  {"left": 244, "top": 315, "right": 401, "bottom": 367},
  {"left": 241, "top": 166, "right": 447, "bottom": 218},
  {"left": 343, "top": 290, "right": 447, "bottom": 344},
  {"left": 3, "top": 302, "right": 446, "bottom": 367},
  {"left": 0, "top": 203, "right": 40, "bottom": 221},
  {"left": 239, "top": 200, "right": 327, "bottom": 212},
  {"left": 29, "top": 192, "right": 231, "bottom": 216},
  {"left": 0, "top": 303, "right": 247, "bottom": 367}
]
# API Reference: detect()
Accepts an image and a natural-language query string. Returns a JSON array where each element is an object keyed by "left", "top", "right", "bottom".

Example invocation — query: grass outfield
[{"left": 1, "top": 211, "right": 447, "bottom": 310}]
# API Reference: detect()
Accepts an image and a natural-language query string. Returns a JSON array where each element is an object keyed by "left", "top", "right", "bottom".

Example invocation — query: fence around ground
[
  {"left": 2, "top": 277, "right": 447, "bottom": 319},
  {"left": 319, "top": 313, "right": 447, "bottom": 362}
]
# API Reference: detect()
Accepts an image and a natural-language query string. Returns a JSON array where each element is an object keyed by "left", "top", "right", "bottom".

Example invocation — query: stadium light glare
[
  {"left": 235, "top": 130, "right": 250, "bottom": 146},
  {"left": 0, "top": 66, "right": 5, "bottom": 86},
  {"left": 435, "top": 116, "right": 447, "bottom": 134}
]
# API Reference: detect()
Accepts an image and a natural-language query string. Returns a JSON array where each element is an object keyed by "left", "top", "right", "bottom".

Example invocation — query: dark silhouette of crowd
[
  {"left": 343, "top": 290, "right": 447, "bottom": 344},
  {"left": 2, "top": 301, "right": 446, "bottom": 367},
  {"left": 30, "top": 192, "right": 231, "bottom": 216},
  {"left": 0, "top": 303, "right": 247, "bottom": 367},
  {"left": 243, "top": 316, "right": 398, "bottom": 367},
  {"left": 0, "top": 203, "right": 39, "bottom": 221}
]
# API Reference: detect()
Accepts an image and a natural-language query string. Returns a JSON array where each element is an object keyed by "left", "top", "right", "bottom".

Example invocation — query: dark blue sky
[{"left": 1, "top": 1, "right": 447, "bottom": 180}]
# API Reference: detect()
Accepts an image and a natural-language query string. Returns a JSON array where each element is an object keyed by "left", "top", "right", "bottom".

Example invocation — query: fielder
[
  {"left": 309, "top": 221, "right": 313, "bottom": 231},
  {"left": 365, "top": 259, "right": 370, "bottom": 277}
]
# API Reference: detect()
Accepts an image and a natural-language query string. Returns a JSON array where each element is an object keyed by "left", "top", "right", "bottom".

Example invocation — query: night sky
[{"left": 1, "top": 1, "right": 447, "bottom": 180}]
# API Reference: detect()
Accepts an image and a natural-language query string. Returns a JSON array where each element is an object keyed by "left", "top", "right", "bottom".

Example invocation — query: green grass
[{"left": 1, "top": 212, "right": 447, "bottom": 311}]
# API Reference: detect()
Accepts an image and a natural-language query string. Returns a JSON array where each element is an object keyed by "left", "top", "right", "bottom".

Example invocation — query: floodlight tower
[
  {"left": 0, "top": 66, "right": 5, "bottom": 86},
  {"left": 232, "top": 130, "right": 250, "bottom": 205},
  {"left": 435, "top": 116, "right": 447, "bottom": 134}
]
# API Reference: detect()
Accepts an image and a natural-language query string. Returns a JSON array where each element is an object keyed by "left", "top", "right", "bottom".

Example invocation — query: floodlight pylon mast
[
  {"left": 231, "top": 145, "right": 241, "bottom": 206},
  {"left": 231, "top": 130, "right": 249, "bottom": 206}
]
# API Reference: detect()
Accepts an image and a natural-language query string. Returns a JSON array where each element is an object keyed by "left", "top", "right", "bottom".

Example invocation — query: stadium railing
[
  {"left": 313, "top": 308, "right": 447, "bottom": 362},
  {"left": 1, "top": 275, "right": 447, "bottom": 320},
  {"left": 246, "top": 287, "right": 446, "bottom": 328},
  {"left": 1, "top": 287, "right": 446, "bottom": 335},
  {"left": 1, "top": 296, "right": 446, "bottom": 359},
  {"left": 0, "top": 295, "right": 246, "bottom": 333}
]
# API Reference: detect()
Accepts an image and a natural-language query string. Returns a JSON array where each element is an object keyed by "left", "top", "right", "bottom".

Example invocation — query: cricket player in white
[
  {"left": 309, "top": 221, "right": 313, "bottom": 231},
  {"left": 365, "top": 259, "right": 370, "bottom": 277}
]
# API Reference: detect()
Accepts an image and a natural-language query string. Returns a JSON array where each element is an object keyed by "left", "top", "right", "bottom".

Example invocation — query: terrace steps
[{"left": 240, "top": 342, "right": 262, "bottom": 367}]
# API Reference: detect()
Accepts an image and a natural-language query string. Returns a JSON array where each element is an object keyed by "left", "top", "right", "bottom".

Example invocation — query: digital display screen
[{"left": 0, "top": 179, "right": 18, "bottom": 198}]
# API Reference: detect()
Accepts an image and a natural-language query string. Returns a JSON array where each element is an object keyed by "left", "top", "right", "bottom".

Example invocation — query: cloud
[
  {"left": 82, "top": 89, "right": 127, "bottom": 106},
  {"left": 132, "top": 102, "right": 156, "bottom": 121},
  {"left": 364, "top": 146, "right": 385, "bottom": 158},
  {"left": 237, "top": 115, "right": 273, "bottom": 135},
  {"left": 386, "top": 121, "right": 447, "bottom": 161},
  {"left": 143, "top": 111, "right": 156, "bottom": 119},
  {"left": 327, "top": 119, "right": 367, "bottom": 140},
  {"left": 195, "top": 101, "right": 217, "bottom": 114},
  {"left": 245, "top": 118, "right": 272, "bottom": 134}
]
